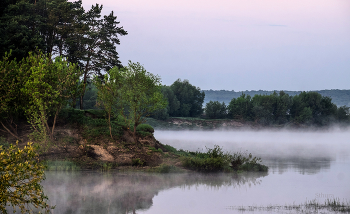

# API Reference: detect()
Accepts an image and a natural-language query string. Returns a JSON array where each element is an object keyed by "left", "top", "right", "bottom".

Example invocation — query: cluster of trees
[
  {"left": 204, "top": 91, "right": 350, "bottom": 125},
  {"left": 0, "top": 52, "right": 166, "bottom": 142},
  {"left": 151, "top": 79, "right": 205, "bottom": 120},
  {"left": 0, "top": 0, "right": 127, "bottom": 109},
  {"left": 94, "top": 62, "right": 166, "bottom": 140},
  {"left": 0, "top": 52, "right": 82, "bottom": 141}
]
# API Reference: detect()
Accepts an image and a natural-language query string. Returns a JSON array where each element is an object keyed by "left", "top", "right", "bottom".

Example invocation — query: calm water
[{"left": 42, "top": 130, "right": 350, "bottom": 214}]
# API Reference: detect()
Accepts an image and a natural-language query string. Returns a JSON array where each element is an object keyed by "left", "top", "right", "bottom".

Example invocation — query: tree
[
  {"left": 0, "top": 52, "right": 22, "bottom": 140},
  {"left": 93, "top": 67, "right": 124, "bottom": 139},
  {"left": 205, "top": 101, "right": 227, "bottom": 119},
  {"left": 0, "top": 1, "right": 128, "bottom": 110},
  {"left": 75, "top": 4, "right": 128, "bottom": 109},
  {"left": 151, "top": 86, "right": 180, "bottom": 120},
  {"left": 20, "top": 52, "right": 82, "bottom": 141},
  {"left": 170, "top": 79, "right": 205, "bottom": 117},
  {"left": 120, "top": 62, "right": 167, "bottom": 142},
  {"left": 228, "top": 94, "right": 253, "bottom": 120},
  {"left": 0, "top": 142, "right": 52, "bottom": 213},
  {"left": 0, "top": 0, "right": 45, "bottom": 61}
]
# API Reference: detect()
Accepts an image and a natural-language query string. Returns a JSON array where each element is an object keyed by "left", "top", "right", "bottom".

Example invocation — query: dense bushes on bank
[{"left": 163, "top": 144, "right": 268, "bottom": 173}]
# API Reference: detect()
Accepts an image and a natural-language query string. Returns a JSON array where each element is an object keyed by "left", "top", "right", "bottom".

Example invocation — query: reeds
[{"left": 227, "top": 198, "right": 350, "bottom": 213}]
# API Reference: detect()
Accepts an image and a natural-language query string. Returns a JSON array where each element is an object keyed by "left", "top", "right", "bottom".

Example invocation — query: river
[{"left": 42, "top": 129, "right": 350, "bottom": 214}]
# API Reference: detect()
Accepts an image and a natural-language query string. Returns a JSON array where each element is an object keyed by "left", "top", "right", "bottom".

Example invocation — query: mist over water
[
  {"left": 33, "top": 128, "right": 350, "bottom": 214},
  {"left": 154, "top": 128, "right": 350, "bottom": 161}
]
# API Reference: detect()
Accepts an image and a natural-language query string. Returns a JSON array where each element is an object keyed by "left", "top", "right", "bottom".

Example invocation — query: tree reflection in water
[{"left": 41, "top": 171, "right": 267, "bottom": 214}]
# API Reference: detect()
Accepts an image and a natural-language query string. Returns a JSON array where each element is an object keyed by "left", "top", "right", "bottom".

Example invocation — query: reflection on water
[
  {"left": 42, "top": 172, "right": 267, "bottom": 214},
  {"left": 38, "top": 130, "right": 350, "bottom": 214},
  {"left": 264, "top": 157, "right": 332, "bottom": 175}
]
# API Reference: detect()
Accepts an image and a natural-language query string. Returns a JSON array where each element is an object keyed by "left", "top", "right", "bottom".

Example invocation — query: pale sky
[{"left": 81, "top": 0, "right": 350, "bottom": 91}]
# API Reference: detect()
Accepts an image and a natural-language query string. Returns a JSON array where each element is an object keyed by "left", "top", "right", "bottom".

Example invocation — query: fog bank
[{"left": 154, "top": 129, "right": 350, "bottom": 161}]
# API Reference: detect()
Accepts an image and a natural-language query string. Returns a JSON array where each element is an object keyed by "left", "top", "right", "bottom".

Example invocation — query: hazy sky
[{"left": 81, "top": 0, "right": 350, "bottom": 91}]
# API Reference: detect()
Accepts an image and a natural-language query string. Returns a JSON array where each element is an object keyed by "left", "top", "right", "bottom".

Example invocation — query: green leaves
[
  {"left": 0, "top": 142, "right": 52, "bottom": 214},
  {"left": 93, "top": 61, "right": 167, "bottom": 141},
  {"left": 0, "top": 51, "right": 82, "bottom": 142}
]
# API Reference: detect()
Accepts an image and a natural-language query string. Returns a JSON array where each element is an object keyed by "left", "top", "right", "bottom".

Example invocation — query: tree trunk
[
  {"left": 108, "top": 112, "right": 113, "bottom": 140},
  {"left": 0, "top": 121, "right": 20, "bottom": 140},
  {"left": 80, "top": 60, "right": 90, "bottom": 110},
  {"left": 50, "top": 107, "right": 60, "bottom": 141}
]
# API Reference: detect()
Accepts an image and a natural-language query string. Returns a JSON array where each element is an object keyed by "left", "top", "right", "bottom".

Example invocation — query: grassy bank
[{"left": 1, "top": 109, "right": 268, "bottom": 173}]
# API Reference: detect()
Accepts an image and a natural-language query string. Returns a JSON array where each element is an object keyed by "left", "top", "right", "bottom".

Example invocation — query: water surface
[{"left": 42, "top": 129, "right": 350, "bottom": 214}]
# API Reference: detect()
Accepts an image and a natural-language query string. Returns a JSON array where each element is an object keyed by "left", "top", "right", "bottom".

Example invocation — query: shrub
[
  {"left": 180, "top": 145, "right": 268, "bottom": 173},
  {"left": 136, "top": 124, "right": 154, "bottom": 133},
  {"left": 0, "top": 142, "right": 52, "bottom": 213},
  {"left": 131, "top": 158, "right": 144, "bottom": 166}
]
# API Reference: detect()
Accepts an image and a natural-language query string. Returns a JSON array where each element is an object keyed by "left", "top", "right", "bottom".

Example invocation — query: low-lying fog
[
  {"left": 29, "top": 128, "right": 350, "bottom": 214},
  {"left": 154, "top": 128, "right": 350, "bottom": 161}
]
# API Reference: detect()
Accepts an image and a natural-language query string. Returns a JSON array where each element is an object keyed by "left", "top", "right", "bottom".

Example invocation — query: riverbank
[{"left": 0, "top": 109, "right": 268, "bottom": 172}]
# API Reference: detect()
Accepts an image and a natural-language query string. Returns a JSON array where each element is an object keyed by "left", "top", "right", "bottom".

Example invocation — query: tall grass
[{"left": 228, "top": 198, "right": 350, "bottom": 213}]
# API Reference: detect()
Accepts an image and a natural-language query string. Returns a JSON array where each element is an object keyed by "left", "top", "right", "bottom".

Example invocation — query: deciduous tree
[{"left": 0, "top": 142, "right": 52, "bottom": 214}]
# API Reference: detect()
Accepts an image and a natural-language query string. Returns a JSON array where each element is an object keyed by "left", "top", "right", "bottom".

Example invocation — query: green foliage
[
  {"left": 203, "top": 89, "right": 350, "bottom": 108},
  {"left": 0, "top": 52, "right": 22, "bottom": 139},
  {"left": 93, "top": 67, "right": 125, "bottom": 139},
  {"left": 0, "top": 142, "right": 53, "bottom": 213},
  {"left": 224, "top": 91, "right": 344, "bottom": 126},
  {"left": 131, "top": 158, "right": 144, "bottom": 166},
  {"left": 20, "top": 52, "right": 82, "bottom": 141},
  {"left": 228, "top": 93, "right": 253, "bottom": 120},
  {"left": 136, "top": 124, "right": 154, "bottom": 133},
  {"left": 170, "top": 79, "right": 205, "bottom": 117},
  {"left": 337, "top": 106, "right": 350, "bottom": 122},
  {"left": 0, "top": 137, "right": 10, "bottom": 148},
  {"left": 205, "top": 101, "right": 227, "bottom": 119},
  {"left": 118, "top": 62, "right": 167, "bottom": 140},
  {"left": 0, "top": 51, "right": 82, "bottom": 141},
  {"left": 180, "top": 145, "right": 268, "bottom": 173},
  {"left": 229, "top": 151, "right": 267, "bottom": 172},
  {"left": 59, "top": 108, "right": 124, "bottom": 140},
  {"left": 46, "top": 160, "right": 80, "bottom": 171},
  {"left": 151, "top": 86, "right": 180, "bottom": 120},
  {"left": 0, "top": 0, "right": 45, "bottom": 60},
  {"left": 162, "top": 144, "right": 178, "bottom": 153}
]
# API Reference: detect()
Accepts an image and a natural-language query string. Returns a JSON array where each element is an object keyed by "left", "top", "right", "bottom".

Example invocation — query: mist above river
[{"left": 154, "top": 128, "right": 350, "bottom": 161}]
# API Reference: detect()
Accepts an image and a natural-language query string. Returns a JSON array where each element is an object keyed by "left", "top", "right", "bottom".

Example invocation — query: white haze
[{"left": 154, "top": 128, "right": 350, "bottom": 161}]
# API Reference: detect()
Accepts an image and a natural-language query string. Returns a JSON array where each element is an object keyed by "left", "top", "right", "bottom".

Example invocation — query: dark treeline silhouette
[
  {"left": 203, "top": 89, "right": 350, "bottom": 107},
  {"left": 0, "top": 0, "right": 127, "bottom": 109},
  {"left": 205, "top": 91, "right": 350, "bottom": 125}
]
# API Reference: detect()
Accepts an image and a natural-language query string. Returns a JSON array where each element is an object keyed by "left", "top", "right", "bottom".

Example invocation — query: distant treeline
[
  {"left": 203, "top": 89, "right": 350, "bottom": 107},
  {"left": 204, "top": 91, "right": 349, "bottom": 125},
  {"left": 81, "top": 79, "right": 205, "bottom": 119},
  {"left": 81, "top": 79, "right": 350, "bottom": 125}
]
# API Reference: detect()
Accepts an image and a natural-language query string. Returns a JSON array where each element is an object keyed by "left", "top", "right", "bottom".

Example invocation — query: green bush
[
  {"left": 131, "top": 158, "right": 144, "bottom": 166},
  {"left": 180, "top": 145, "right": 268, "bottom": 173},
  {"left": 136, "top": 124, "right": 154, "bottom": 133}
]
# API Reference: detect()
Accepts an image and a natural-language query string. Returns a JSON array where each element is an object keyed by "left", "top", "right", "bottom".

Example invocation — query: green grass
[{"left": 45, "top": 160, "right": 81, "bottom": 171}]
